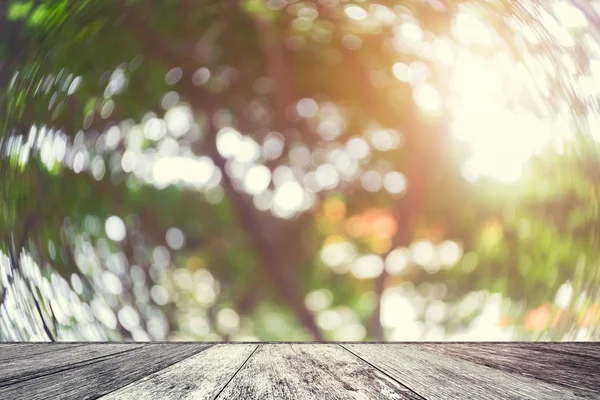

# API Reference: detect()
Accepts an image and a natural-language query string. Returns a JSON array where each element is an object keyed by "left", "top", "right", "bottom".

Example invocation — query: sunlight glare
[
  {"left": 216, "top": 127, "right": 242, "bottom": 158},
  {"left": 272, "top": 180, "right": 305, "bottom": 216},
  {"left": 448, "top": 47, "right": 564, "bottom": 183},
  {"left": 344, "top": 5, "right": 367, "bottom": 21},
  {"left": 351, "top": 254, "right": 384, "bottom": 279},
  {"left": 452, "top": 10, "right": 494, "bottom": 46},
  {"left": 553, "top": 2, "right": 587, "bottom": 29},
  {"left": 414, "top": 85, "right": 442, "bottom": 112},
  {"left": 244, "top": 165, "right": 271, "bottom": 195},
  {"left": 398, "top": 21, "right": 424, "bottom": 44}
]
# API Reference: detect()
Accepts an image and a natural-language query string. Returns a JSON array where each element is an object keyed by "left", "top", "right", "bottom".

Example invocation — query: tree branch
[
  {"left": 117, "top": 0, "right": 323, "bottom": 339},
  {"left": 203, "top": 115, "right": 323, "bottom": 340},
  {"left": 30, "top": 288, "right": 56, "bottom": 342},
  {"left": 253, "top": 15, "right": 297, "bottom": 170},
  {"left": 339, "top": 37, "right": 445, "bottom": 340}
]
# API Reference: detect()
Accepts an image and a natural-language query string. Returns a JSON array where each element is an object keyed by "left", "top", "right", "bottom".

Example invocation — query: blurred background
[{"left": 1, "top": 0, "right": 600, "bottom": 341}]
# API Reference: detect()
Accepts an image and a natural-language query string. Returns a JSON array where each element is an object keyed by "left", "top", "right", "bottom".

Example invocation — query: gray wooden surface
[
  {"left": 0, "top": 343, "right": 598, "bottom": 399},
  {"left": 100, "top": 344, "right": 258, "bottom": 400},
  {"left": 216, "top": 343, "right": 423, "bottom": 400}
]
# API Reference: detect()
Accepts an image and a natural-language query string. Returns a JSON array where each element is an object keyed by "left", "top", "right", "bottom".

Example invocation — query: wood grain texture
[
  {"left": 441, "top": 342, "right": 600, "bottom": 360},
  {"left": 0, "top": 343, "right": 85, "bottom": 363},
  {"left": 216, "top": 343, "right": 423, "bottom": 400},
  {"left": 342, "top": 344, "right": 591, "bottom": 400},
  {"left": 513, "top": 343, "right": 600, "bottom": 359},
  {"left": 0, "top": 343, "right": 212, "bottom": 400},
  {"left": 1, "top": 343, "right": 599, "bottom": 400},
  {"left": 99, "top": 344, "right": 257, "bottom": 400},
  {"left": 0, "top": 343, "right": 145, "bottom": 386},
  {"left": 419, "top": 343, "right": 600, "bottom": 398}
]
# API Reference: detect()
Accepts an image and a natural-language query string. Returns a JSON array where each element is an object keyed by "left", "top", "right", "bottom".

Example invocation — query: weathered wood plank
[
  {"left": 0, "top": 343, "right": 146, "bottom": 386},
  {"left": 518, "top": 343, "right": 600, "bottom": 359},
  {"left": 0, "top": 343, "right": 86, "bottom": 363},
  {"left": 419, "top": 343, "right": 600, "bottom": 397},
  {"left": 342, "top": 344, "right": 591, "bottom": 400},
  {"left": 216, "top": 344, "right": 423, "bottom": 399},
  {"left": 0, "top": 343, "right": 212, "bottom": 400},
  {"left": 99, "top": 344, "right": 257, "bottom": 400},
  {"left": 442, "top": 342, "right": 600, "bottom": 360},
  {"left": 2, "top": 343, "right": 599, "bottom": 400}
]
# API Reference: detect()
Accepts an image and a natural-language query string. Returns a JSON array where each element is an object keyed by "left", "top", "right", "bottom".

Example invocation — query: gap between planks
[
  {"left": 342, "top": 343, "right": 593, "bottom": 400},
  {"left": 338, "top": 344, "right": 427, "bottom": 399},
  {"left": 214, "top": 343, "right": 424, "bottom": 399},
  {"left": 0, "top": 344, "right": 147, "bottom": 388},
  {"left": 3, "top": 343, "right": 599, "bottom": 400},
  {"left": 0, "top": 344, "right": 213, "bottom": 400},
  {"left": 98, "top": 344, "right": 258, "bottom": 400},
  {"left": 212, "top": 344, "right": 260, "bottom": 400}
]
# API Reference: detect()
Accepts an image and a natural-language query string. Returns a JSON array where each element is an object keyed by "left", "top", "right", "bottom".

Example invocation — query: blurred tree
[{"left": 0, "top": 0, "right": 599, "bottom": 341}]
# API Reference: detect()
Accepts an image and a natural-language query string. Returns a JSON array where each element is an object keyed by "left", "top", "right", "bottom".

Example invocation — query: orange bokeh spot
[
  {"left": 322, "top": 197, "right": 347, "bottom": 223},
  {"left": 345, "top": 208, "right": 397, "bottom": 239},
  {"left": 579, "top": 305, "right": 598, "bottom": 328},
  {"left": 481, "top": 217, "right": 503, "bottom": 245},
  {"left": 324, "top": 234, "right": 347, "bottom": 245},
  {"left": 498, "top": 315, "right": 511, "bottom": 327},
  {"left": 371, "top": 235, "right": 392, "bottom": 254},
  {"left": 414, "top": 220, "right": 447, "bottom": 242},
  {"left": 523, "top": 302, "right": 551, "bottom": 331}
]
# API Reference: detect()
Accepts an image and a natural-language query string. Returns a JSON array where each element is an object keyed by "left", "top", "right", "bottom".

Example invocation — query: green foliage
[
  {"left": 7, "top": 1, "right": 33, "bottom": 20},
  {"left": 1, "top": 0, "right": 599, "bottom": 341}
]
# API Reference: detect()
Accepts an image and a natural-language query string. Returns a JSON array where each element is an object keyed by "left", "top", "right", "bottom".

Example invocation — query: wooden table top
[{"left": 0, "top": 343, "right": 598, "bottom": 399}]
